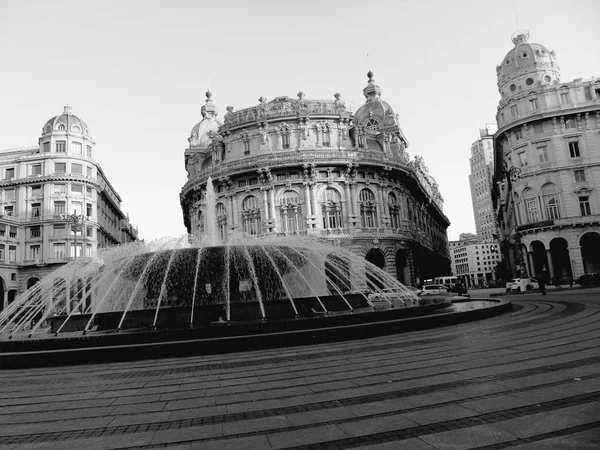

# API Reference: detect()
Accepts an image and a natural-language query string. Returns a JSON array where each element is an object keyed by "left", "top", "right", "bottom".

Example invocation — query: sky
[{"left": 0, "top": 0, "right": 598, "bottom": 241}]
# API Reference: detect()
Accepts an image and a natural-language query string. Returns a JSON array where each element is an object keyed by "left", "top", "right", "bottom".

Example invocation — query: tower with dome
[
  {"left": 0, "top": 106, "right": 139, "bottom": 310},
  {"left": 492, "top": 31, "right": 600, "bottom": 280},
  {"left": 180, "top": 72, "right": 451, "bottom": 287}
]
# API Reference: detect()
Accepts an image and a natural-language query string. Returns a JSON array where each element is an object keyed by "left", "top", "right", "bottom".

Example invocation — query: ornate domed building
[
  {"left": 180, "top": 73, "right": 450, "bottom": 286},
  {"left": 493, "top": 31, "right": 600, "bottom": 280},
  {"left": 0, "top": 106, "right": 139, "bottom": 310}
]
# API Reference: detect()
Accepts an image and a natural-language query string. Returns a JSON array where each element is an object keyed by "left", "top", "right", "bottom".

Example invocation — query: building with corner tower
[
  {"left": 0, "top": 106, "right": 139, "bottom": 310},
  {"left": 492, "top": 30, "right": 600, "bottom": 280},
  {"left": 180, "top": 72, "right": 451, "bottom": 287}
]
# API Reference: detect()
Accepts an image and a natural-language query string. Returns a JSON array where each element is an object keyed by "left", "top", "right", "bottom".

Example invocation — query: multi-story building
[
  {"left": 180, "top": 72, "right": 451, "bottom": 287},
  {"left": 449, "top": 233, "right": 501, "bottom": 287},
  {"left": 0, "top": 106, "right": 139, "bottom": 309},
  {"left": 492, "top": 30, "right": 600, "bottom": 280},
  {"left": 469, "top": 124, "right": 499, "bottom": 244}
]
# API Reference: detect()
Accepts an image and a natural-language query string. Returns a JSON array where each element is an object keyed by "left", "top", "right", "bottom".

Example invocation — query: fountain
[{"left": 0, "top": 178, "right": 511, "bottom": 368}]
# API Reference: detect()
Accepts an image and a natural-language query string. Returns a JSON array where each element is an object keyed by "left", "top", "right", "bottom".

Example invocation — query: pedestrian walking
[{"left": 539, "top": 267, "right": 549, "bottom": 295}]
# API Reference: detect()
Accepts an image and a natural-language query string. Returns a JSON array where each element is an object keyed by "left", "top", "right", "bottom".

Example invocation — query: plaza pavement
[{"left": 0, "top": 288, "right": 599, "bottom": 449}]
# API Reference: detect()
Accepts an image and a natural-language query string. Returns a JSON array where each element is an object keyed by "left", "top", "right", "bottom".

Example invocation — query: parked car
[
  {"left": 576, "top": 273, "right": 600, "bottom": 286},
  {"left": 419, "top": 284, "right": 449, "bottom": 296},
  {"left": 505, "top": 278, "right": 539, "bottom": 292}
]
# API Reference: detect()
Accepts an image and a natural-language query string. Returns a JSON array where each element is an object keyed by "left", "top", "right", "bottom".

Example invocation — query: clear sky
[{"left": 0, "top": 0, "right": 598, "bottom": 241}]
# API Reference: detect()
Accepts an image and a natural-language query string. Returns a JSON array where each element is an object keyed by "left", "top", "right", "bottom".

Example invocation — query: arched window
[
  {"left": 366, "top": 119, "right": 379, "bottom": 130},
  {"left": 279, "top": 190, "right": 302, "bottom": 234},
  {"left": 201, "top": 156, "right": 212, "bottom": 169},
  {"left": 216, "top": 202, "right": 227, "bottom": 242},
  {"left": 523, "top": 188, "right": 540, "bottom": 223},
  {"left": 359, "top": 189, "right": 377, "bottom": 228},
  {"left": 197, "top": 210, "right": 204, "bottom": 234},
  {"left": 242, "top": 196, "right": 261, "bottom": 235},
  {"left": 321, "top": 188, "right": 343, "bottom": 229},
  {"left": 57, "top": 124, "right": 66, "bottom": 131},
  {"left": 541, "top": 183, "right": 561, "bottom": 220},
  {"left": 388, "top": 192, "right": 400, "bottom": 229}
]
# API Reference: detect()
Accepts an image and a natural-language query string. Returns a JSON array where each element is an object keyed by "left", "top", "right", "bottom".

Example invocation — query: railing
[{"left": 0, "top": 172, "right": 97, "bottom": 187}]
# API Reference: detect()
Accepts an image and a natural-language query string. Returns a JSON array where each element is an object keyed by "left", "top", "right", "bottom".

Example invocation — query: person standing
[{"left": 539, "top": 267, "right": 549, "bottom": 295}]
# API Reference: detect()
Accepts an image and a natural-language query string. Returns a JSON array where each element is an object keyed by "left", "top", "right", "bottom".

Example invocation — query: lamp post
[{"left": 61, "top": 211, "right": 84, "bottom": 260}]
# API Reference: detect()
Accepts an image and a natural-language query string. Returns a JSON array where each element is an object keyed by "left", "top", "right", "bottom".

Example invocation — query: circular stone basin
[{"left": 0, "top": 298, "right": 512, "bottom": 369}]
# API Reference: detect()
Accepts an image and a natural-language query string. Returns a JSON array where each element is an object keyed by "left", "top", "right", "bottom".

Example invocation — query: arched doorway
[
  {"left": 580, "top": 232, "right": 600, "bottom": 273},
  {"left": 395, "top": 250, "right": 407, "bottom": 284},
  {"left": 530, "top": 240, "right": 548, "bottom": 277},
  {"left": 0, "top": 277, "right": 4, "bottom": 312},
  {"left": 549, "top": 238, "right": 572, "bottom": 279},
  {"left": 365, "top": 248, "right": 386, "bottom": 290},
  {"left": 27, "top": 278, "right": 40, "bottom": 289}
]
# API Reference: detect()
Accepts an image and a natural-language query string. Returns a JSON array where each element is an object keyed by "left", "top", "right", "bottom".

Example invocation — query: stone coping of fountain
[{"left": 0, "top": 298, "right": 511, "bottom": 369}]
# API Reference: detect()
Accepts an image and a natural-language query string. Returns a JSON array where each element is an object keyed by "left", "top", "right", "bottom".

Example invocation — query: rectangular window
[
  {"left": 526, "top": 198, "right": 540, "bottom": 223},
  {"left": 4, "top": 206, "right": 13, "bottom": 216},
  {"left": 71, "top": 163, "right": 83, "bottom": 174},
  {"left": 5, "top": 168, "right": 14, "bottom": 180},
  {"left": 9, "top": 226, "right": 17, "bottom": 238},
  {"left": 569, "top": 141, "right": 581, "bottom": 158},
  {"left": 55, "top": 162, "right": 67, "bottom": 173},
  {"left": 31, "top": 164, "right": 42, "bottom": 176},
  {"left": 565, "top": 118, "right": 576, "bottom": 129},
  {"left": 86, "top": 186, "right": 93, "bottom": 197},
  {"left": 518, "top": 152, "right": 527, "bottom": 167},
  {"left": 43, "top": 142, "right": 50, "bottom": 153},
  {"left": 54, "top": 184, "right": 67, "bottom": 194},
  {"left": 53, "top": 223, "right": 66, "bottom": 236},
  {"left": 86, "top": 203, "right": 92, "bottom": 217},
  {"left": 8, "top": 246, "right": 16, "bottom": 262},
  {"left": 29, "top": 245, "right": 40, "bottom": 260},
  {"left": 538, "top": 147, "right": 549, "bottom": 163},
  {"left": 0, "top": 244, "right": 4, "bottom": 260},
  {"left": 54, "top": 201, "right": 66, "bottom": 216},
  {"left": 510, "top": 105, "right": 518, "bottom": 117},
  {"left": 514, "top": 129, "right": 523, "bottom": 140},
  {"left": 71, "top": 202, "right": 82, "bottom": 215},
  {"left": 72, "top": 142, "right": 82, "bottom": 155},
  {"left": 86, "top": 145, "right": 92, "bottom": 157},
  {"left": 30, "top": 226, "right": 41, "bottom": 238},
  {"left": 529, "top": 98, "right": 539, "bottom": 111},
  {"left": 574, "top": 169, "right": 586, "bottom": 183},
  {"left": 71, "top": 184, "right": 83, "bottom": 194},
  {"left": 5, "top": 189, "right": 15, "bottom": 201},
  {"left": 86, "top": 166, "right": 92, "bottom": 177},
  {"left": 86, "top": 226, "right": 93, "bottom": 237},
  {"left": 53, "top": 243, "right": 66, "bottom": 259},
  {"left": 56, "top": 141, "right": 66, "bottom": 152},
  {"left": 544, "top": 195, "right": 560, "bottom": 220},
  {"left": 579, "top": 197, "right": 591, "bottom": 216},
  {"left": 560, "top": 92, "right": 571, "bottom": 104},
  {"left": 31, "top": 203, "right": 41, "bottom": 217},
  {"left": 31, "top": 185, "right": 42, "bottom": 197}
]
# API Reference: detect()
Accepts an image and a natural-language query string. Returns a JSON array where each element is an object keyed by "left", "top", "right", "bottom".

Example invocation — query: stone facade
[
  {"left": 180, "top": 73, "right": 451, "bottom": 287},
  {"left": 0, "top": 106, "right": 138, "bottom": 309},
  {"left": 492, "top": 31, "right": 600, "bottom": 280}
]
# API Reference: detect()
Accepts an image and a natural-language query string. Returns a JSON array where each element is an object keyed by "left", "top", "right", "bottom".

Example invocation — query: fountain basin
[{"left": 0, "top": 298, "right": 511, "bottom": 369}]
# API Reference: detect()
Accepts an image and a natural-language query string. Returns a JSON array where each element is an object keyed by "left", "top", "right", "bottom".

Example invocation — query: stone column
[
  {"left": 568, "top": 246, "right": 583, "bottom": 277},
  {"left": 344, "top": 181, "right": 352, "bottom": 224},
  {"left": 3, "top": 290, "right": 7, "bottom": 311},
  {"left": 527, "top": 251, "right": 535, "bottom": 277},
  {"left": 310, "top": 183, "right": 319, "bottom": 228},
  {"left": 261, "top": 189, "right": 269, "bottom": 219},
  {"left": 304, "top": 183, "right": 312, "bottom": 215},
  {"left": 269, "top": 188, "right": 277, "bottom": 233}
]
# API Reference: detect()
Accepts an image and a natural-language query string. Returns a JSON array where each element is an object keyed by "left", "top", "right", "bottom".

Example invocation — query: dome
[
  {"left": 353, "top": 71, "right": 398, "bottom": 129},
  {"left": 189, "top": 91, "right": 223, "bottom": 149},
  {"left": 496, "top": 30, "right": 560, "bottom": 93},
  {"left": 42, "top": 105, "right": 91, "bottom": 137}
]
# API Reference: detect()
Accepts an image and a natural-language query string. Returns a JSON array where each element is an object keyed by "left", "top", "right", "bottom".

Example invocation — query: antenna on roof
[{"left": 513, "top": 4, "right": 520, "bottom": 30}]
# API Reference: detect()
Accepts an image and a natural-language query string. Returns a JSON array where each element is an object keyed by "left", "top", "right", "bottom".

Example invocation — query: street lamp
[{"left": 61, "top": 211, "right": 85, "bottom": 260}]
